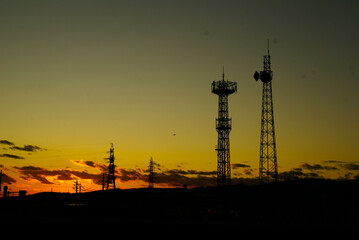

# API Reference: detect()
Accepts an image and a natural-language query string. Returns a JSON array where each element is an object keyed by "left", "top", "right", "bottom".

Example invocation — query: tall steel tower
[
  {"left": 211, "top": 70, "right": 237, "bottom": 188},
  {"left": 106, "top": 143, "right": 116, "bottom": 190},
  {"left": 148, "top": 157, "right": 154, "bottom": 188},
  {"left": 254, "top": 43, "right": 278, "bottom": 183}
]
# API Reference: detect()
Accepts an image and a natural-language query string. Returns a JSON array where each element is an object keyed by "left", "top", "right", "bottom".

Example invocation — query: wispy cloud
[
  {"left": 0, "top": 172, "right": 16, "bottom": 184},
  {"left": 323, "top": 160, "right": 346, "bottom": 164},
  {"left": 278, "top": 168, "right": 320, "bottom": 180},
  {"left": 231, "top": 163, "right": 251, "bottom": 169},
  {"left": 0, "top": 139, "right": 46, "bottom": 152},
  {"left": 342, "top": 162, "right": 359, "bottom": 170},
  {"left": 0, "top": 140, "right": 15, "bottom": 146},
  {"left": 10, "top": 144, "right": 45, "bottom": 152},
  {"left": 279, "top": 160, "right": 359, "bottom": 181},
  {"left": 69, "top": 158, "right": 258, "bottom": 187},
  {"left": 32, "top": 159, "right": 219, "bottom": 188},
  {"left": 231, "top": 163, "right": 253, "bottom": 176},
  {"left": 71, "top": 159, "right": 107, "bottom": 172},
  {"left": 0, "top": 154, "right": 25, "bottom": 160},
  {"left": 14, "top": 165, "right": 103, "bottom": 185},
  {"left": 300, "top": 163, "right": 338, "bottom": 171}
]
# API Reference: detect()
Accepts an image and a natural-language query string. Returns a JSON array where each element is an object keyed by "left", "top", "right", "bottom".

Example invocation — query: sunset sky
[{"left": 1, "top": 0, "right": 358, "bottom": 194}]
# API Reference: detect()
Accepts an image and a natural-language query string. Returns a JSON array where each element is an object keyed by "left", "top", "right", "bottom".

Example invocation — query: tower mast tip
[{"left": 222, "top": 66, "right": 225, "bottom": 81}]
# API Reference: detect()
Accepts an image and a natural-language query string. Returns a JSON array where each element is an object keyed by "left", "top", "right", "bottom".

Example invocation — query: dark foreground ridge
[{"left": 1, "top": 179, "right": 359, "bottom": 229}]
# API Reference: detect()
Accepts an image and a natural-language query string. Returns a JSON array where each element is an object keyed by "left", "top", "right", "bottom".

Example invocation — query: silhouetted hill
[{"left": 1, "top": 179, "right": 358, "bottom": 229}]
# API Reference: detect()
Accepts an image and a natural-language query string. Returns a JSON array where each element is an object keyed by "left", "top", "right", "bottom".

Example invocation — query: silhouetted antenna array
[
  {"left": 106, "top": 143, "right": 116, "bottom": 190},
  {"left": 73, "top": 180, "right": 80, "bottom": 193},
  {"left": 148, "top": 157, "right": 154, "bottom": 188},
  {"left": 253, "top": 41, "right": 278, "bottom": 183},
  {"left": 211, "top": 68, "right": 237, "bottom": 188}
]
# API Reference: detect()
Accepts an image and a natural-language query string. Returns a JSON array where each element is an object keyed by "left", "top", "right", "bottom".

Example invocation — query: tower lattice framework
[
  {"left": 211, "top": 71, "right": 237, "bottom": 188},
  {"left": 106, "top": 143, "right": 116, "bottom": 190},
  {"left": 254, "top": 45, "right": 278, "bottom": 184}
]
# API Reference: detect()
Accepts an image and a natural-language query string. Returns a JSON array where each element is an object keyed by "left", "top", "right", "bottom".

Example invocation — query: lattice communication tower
[
  {"left": 106, "top": 143, "right": 116, "bottom": 190},
  {"left": 148, "top": 157, "right": 154, "bottom": 188},
  {"left": 253, "top": 43, "right": 278, "bottom": 183},
  {"left": 211, "top": 70, "right": 237, "bottom": 188}
]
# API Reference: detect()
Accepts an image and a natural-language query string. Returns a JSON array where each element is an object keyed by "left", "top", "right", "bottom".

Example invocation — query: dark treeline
[{"left": 0, "top": 179, "right": 358, "bottom": 229}]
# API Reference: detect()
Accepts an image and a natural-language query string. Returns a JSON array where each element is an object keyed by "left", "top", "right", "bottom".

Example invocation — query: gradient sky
[{"left": 1, "top": 0, "right": 358, "bottom": 194}]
